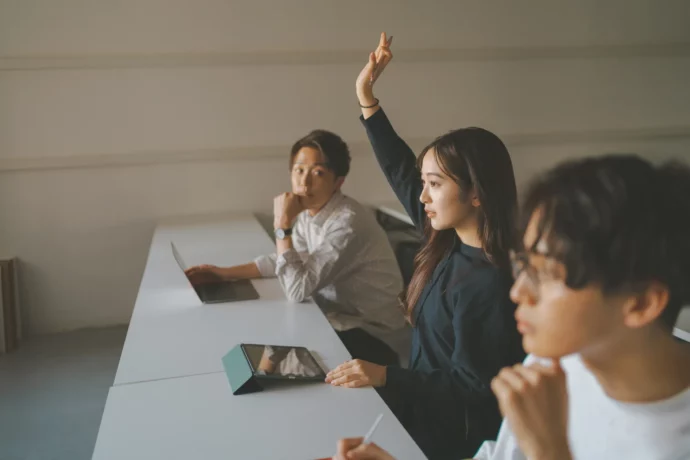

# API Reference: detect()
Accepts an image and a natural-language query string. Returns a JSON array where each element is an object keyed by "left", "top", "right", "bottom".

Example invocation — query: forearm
[
  {"left": 358, "top": 86, "right": 381, "bottom": 120},
  {"left": 276, "top": 236, "right": 294, "bottom": 257},
  {"left": 360, "top": 108, "right": 425, "bottom": 229},
  {"left": 219, "top": 263, "right": 261, "bottom": 281},
  {"left": 386, "top": 366, "right": 490, "bottom": 409}
]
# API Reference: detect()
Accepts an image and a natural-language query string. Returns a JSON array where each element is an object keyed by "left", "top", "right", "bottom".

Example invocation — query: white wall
[{"left": 1, "top": 0, "right": 689, "bottom": 335}]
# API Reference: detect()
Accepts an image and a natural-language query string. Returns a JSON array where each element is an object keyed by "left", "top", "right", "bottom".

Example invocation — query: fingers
[
  {"left": 327, "top": 360, "right": 372, "bottom": 387},
  {"left": 498, "top": 366, "right": 529, "bottom": 393},
  {"left": 512, "top": 364, "right": 543, "bottom": 386},
  {"left": 363, "top": 32, "right": 394, "bottom": 88},
  {"left": 491, "top": 373, "right": 514, "bottom": 416},
  {"left": 328, "top": 365, "right": 360, "bottom": 384},
  {"left": 492, "top": 365, "right": 531, "bottom": 416},
  {"left": 374, "top": 32, "right": 392, "bottom": 64},
  {"left": 336, "top": 437, "right": 364, "bottom": 459},
  {"left": 326, "top": 360, "right": 358, "bottom": 381},
  {"left": 367, "top": 51, "right": 376, "bottom": 71},
  {"left": 348, "top": 443, "right": 393, "bottom": 460},
  {"left": 341, "top": 379, "right": 368, "bottom": 389},
  {"left": 185, "top": 265, "right": 209, "bottom": 275},
  {"left": 526, "top": 360, "right": 565, "bottom": 380},
  {"left": 374, "top": 42, "right": 392, "bottom": 65},
  {"left": 550, "top": 358, "right": 565, "bottom": 377},
  {"left": 371, "top": 44, "right": 393, "bottom": 83},
  {"left": 381, "top": 47, "right": 392, "bottom": 63},
  {"left": 330, "top": 372, "right": 366, "bottom": 387}
]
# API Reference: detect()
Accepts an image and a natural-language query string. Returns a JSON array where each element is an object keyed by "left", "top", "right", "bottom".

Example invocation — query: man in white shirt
[
  {"left": 186, "top": 130, "right": 407, "bottom": 366},
  {"left": 334, "top": 155, "right": 690, "bottom": 459}
]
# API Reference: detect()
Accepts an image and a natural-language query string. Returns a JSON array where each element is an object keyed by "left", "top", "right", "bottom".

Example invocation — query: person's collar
[
  {"left": 450, "top": 234, "right": 487, "bottom": 260},
  {"left": 307, "top": 190, "right": 345, "bottom": 227},
  {"left": 460, "top": 241, "right": 485, "bottom": 259}
]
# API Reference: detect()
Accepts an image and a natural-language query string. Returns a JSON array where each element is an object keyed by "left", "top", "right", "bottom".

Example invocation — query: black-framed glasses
[
  {"left": 510, "top": 250, "right": 537, "bottom": 283},
  {"left": 509, "top": 249, "right": 561, "bottom": 299}
]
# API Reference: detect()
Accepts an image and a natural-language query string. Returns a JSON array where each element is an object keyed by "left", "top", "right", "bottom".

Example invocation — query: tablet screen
[{"left": 242, "top": 344, "right": 325, "bottom": 379}]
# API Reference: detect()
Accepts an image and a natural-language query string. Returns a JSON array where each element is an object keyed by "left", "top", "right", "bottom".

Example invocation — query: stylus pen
[
  {"left": 312, "top": 415, "right": 384, "bottom": 460},
  {"left": 363, "top": 413, "right": 384, "bottom": 444}
]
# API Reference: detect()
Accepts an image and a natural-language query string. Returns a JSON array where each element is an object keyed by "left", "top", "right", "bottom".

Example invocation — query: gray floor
[{"left": 0, "top": 326, "right": 127, "bottom": 460}]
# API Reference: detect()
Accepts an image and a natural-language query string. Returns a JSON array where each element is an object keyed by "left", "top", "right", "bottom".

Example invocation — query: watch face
[{"left": 275, "top": 228, "right": 286, "bottom": 239}]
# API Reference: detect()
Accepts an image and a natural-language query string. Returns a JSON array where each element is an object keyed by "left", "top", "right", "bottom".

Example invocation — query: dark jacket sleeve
[
  {"left": 385, "top": 274, "right": 521, "bottom": 417},
  {"left": 360, "top": 109, "right": 425, "bottom": 232},
  {"left": 386, "top": 296, "right": 492, "bottom": 407}
]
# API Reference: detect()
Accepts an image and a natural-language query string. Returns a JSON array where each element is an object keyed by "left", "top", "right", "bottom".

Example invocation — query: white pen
[{"left": 362, "top": 413, "right": 384, "bottom": 444}]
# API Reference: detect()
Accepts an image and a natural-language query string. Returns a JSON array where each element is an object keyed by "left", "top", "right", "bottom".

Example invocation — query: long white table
[
  {"left": 94, "top": 213, "right": 426, "bottom": 460},
  {"left": 377, "top": 202, "right": 414, "bottom": 227},
  {"left": 114, "top": 214, "right": 347, "bottom": 385},
  {"left": 94, "top": 373, "right": 423, "bottom": 460},
  {"left": 676, "top": 308, "right": 690, "bottom": 343}
]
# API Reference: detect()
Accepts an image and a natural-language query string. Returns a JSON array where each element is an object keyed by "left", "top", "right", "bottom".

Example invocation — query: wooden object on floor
[{"left": 0, "top": 258, "right": 21, "bottom": 354}]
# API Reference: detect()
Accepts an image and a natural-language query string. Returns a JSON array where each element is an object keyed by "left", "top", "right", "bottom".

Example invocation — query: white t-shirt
[{"left": 475, "top": 354, "right": 690, "bottom": 460}]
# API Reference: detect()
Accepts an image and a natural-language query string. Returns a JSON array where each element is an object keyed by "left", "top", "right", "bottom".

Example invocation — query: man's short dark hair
[
  {"left": 520, "top": 154, "right": 690, "bottom": 329},
  {"left": 290, "top": 130, "right": 351, "bottom": 178}
]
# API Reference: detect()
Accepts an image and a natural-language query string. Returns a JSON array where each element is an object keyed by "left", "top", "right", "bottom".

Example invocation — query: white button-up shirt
[{"left": 255, "top": 191, "right": 406, "bottom": 338}]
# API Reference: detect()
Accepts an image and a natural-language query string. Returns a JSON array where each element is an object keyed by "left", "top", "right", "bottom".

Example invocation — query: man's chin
[
  {"left": 299, "top": 196, "right": 320, "bottom": 210},
  {"left": 522, "top": 335, "right": 574, "bottom": 359}
]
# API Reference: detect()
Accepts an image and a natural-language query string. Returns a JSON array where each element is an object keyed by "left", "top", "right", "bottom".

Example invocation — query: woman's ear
[{"left": 335, "top": 176, "right": 345, "bottom": 190}]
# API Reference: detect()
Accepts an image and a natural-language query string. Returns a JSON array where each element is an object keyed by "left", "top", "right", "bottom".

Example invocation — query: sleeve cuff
[
  {"left": 359, "top": 107, "right": 392, "bottom": 131},
  {"left": 384, "top": 365, "right": 412, "bottom": 391},
  {"left": 275, "top": 248, "right": 302, "bottom": 275},
  {"left": 253, "top": 254, "right": 276, "bottom": 278}
]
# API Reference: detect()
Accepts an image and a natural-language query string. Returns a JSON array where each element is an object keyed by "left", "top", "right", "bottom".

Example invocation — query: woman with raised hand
[{"left": 326, "top": 33, "right": 525, "bottom": 459}]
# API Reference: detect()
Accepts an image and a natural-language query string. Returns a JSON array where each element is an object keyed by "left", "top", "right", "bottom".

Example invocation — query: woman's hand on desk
[
  {"left": 326, "top": 359, "right": 386, "bottom": 388},
  {"left": 333, "top": 438, "right": 394, "bottom": 460},
  {"left": 184, "top": 265, "right": 225, "bottom": 284}
]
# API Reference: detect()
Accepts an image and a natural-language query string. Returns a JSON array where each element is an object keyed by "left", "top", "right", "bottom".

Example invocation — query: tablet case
[{"left": 222, "top": 344, "right": 264, "bottom": 395}]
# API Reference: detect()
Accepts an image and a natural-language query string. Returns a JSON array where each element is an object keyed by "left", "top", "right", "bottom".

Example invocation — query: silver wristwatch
[{"left": 274, "top": 227, "right": 293, "bottom": 240}]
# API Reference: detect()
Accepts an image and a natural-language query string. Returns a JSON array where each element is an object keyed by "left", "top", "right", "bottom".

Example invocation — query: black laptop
[{"left": 171, "top": 242, "right": 260, "bottom": 304}]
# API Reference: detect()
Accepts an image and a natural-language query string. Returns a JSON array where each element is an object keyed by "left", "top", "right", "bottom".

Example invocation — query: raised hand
[{"left": 356, "top": 32, "right": 393, "bottom": 108}]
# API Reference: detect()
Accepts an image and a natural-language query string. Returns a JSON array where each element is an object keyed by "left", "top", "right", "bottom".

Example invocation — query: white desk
[
  {"left": 94, "top": 372, "right": 424, "bottom": 460},
  {"left": 114, "top": 214, "right": 348, "bottom": 385},
  {"left": 126, "top": 214, "right": 277, "bottom": 321},
  {"left": 377, "top": 202, "right": 414, "bottom": 227},
  {"left": 95, "top": 213, "right": 426, "bottom": 460},
  {"left": 674, "top": 307, "right": 690, "bottom": 343}
]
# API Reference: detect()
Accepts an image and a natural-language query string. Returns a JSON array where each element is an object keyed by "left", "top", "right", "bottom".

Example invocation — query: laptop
[{"left": 171, "top": 242, "right": 260, "bottom": 304}]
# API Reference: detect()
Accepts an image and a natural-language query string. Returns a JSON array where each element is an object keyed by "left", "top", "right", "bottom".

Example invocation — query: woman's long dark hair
[{"left": 402, "top": 127, "right": 518, "bottom": 323}]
